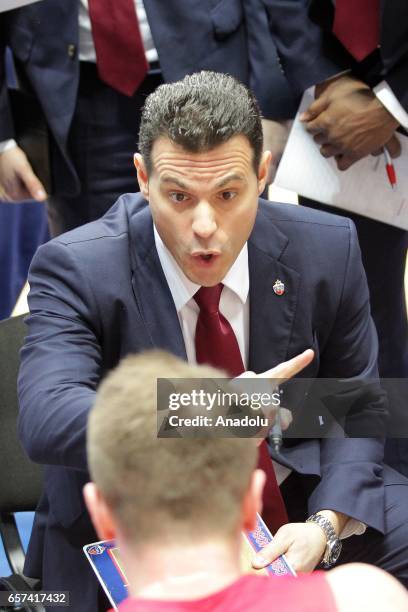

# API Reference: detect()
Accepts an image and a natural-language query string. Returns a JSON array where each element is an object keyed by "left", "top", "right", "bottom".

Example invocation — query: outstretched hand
[
  {"left": 238, "top": 349, "right": 314, "bottom": 442},
  {"left": 239, "top": 349, "right": 314, "bottom": 384}
]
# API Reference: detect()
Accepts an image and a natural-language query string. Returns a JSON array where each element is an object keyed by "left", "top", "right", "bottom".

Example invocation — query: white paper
[
  {"left": 274, "top": 91, "right": 408, "bottom": 230},
  {"left": 1, "top": 0, "right": 42, "bottom": 12}
]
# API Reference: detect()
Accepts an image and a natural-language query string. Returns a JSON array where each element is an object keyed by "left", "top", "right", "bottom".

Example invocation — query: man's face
[{"left": 135, "top": 135, "right": 270, "bottom": 286}]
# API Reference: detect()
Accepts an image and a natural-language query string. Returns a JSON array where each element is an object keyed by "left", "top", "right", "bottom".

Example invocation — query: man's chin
[
  {"left": 183, "top": 255, "right": 227, "bottom": 287},
  {"left": 188, "top": 272, "right": 224, "bottom": 287},
  {"left": 183, "top": 259, "right": 227, "bottom": 287}
]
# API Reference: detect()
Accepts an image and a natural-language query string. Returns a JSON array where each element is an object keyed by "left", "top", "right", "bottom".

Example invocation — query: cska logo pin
[{"left": 273, "top": 279, "right": 285, "bottom": 296}]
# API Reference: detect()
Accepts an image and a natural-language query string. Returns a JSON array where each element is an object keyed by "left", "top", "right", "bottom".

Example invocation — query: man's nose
[{"left": 191, "top": 201, "right": 217, "bottom": 239}]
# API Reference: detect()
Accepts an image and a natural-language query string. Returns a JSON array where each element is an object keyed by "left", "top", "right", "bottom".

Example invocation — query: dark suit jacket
[
  {"left": 0, "top": 0, "right": 294, "bottom": 197},
  {"left": 261, "top": 0, "right": 408, "bottom": 111},
  {"left": 18, "top": 194, "right": 388, "bottom": 608}
]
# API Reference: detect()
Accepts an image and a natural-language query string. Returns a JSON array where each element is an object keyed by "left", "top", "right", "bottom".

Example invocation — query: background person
[
  {"left": 0, "top": 0, "right": 294, "bottom": 236},
  {"left": 258, "top": 0, "right": 408, "bottom": 475}
]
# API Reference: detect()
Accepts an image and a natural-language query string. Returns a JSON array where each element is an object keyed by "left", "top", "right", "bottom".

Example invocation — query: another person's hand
[
  {"left": 300, "top": 74, "right": 400, "bottom": 170},
  {"left": 0, "top": 146, "right": 47, "bottom": 202},
  {"left": 252, "top": 521, "right": 327, "bottom": 573}
]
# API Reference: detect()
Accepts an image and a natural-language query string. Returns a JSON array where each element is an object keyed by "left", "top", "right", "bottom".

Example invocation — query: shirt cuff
[
  {"left": 0, "top": 139, "right": 17, "bottom": 154},
  {"left": 339, "top": 519, "right": 367, "bottom": 540},
  {"left": 373, "top": 81, "right": 408, "bottom": 129}
]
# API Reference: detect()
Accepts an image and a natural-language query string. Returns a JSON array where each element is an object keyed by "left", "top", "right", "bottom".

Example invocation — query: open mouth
[
  {"left": 191, "top": 251, "right": 220, "bottom": 267},
  {"left": 193, "top": 252, "right": 219, "bottom": 268}
]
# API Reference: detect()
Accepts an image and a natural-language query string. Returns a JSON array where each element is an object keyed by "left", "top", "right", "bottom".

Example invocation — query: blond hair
[{"left": 87, "top": 351, "right": 257, "bottom": 545}]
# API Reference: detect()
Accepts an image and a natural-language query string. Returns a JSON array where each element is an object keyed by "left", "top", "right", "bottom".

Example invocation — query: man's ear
[
  {"left": 242, "top": 468, "right": 266, "bottom": 532},
  {"left": 257, "top": 150, "right": 272, "bottom": 195},
  {"left": 83, "top": 482, "right": 116, "bottom": 541},
  {"left": 134, "top": 153, "right": 150, "bottom": 200}
]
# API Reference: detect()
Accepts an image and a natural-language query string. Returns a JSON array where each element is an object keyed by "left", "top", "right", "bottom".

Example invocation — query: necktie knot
[{"left": 194, "top": 284, "right": 223, "bottom": 315}]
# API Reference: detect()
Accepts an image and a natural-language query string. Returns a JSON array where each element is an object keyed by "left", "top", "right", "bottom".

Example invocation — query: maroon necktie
[
  {"left": 194, "top": 284, "right": 288, "bottom": 533},
  {"left": 88, "top": 0, "right": 149, "bottom": 97},
  {"left": 333, "top": 0, "right": 380, "bottom": 62}
]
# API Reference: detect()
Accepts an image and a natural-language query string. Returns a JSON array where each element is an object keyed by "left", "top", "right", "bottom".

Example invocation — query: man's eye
[
  {"left": 220, "top": 191, "right": 237, "bottom": 201},
  {"left": 169, "top": 192, "right": 188, "bottom": 203}
]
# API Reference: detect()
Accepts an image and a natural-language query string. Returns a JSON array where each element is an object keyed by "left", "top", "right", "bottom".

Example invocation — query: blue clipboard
[{"left": 84, "top": 514, "right": 296, "bottom": 610}]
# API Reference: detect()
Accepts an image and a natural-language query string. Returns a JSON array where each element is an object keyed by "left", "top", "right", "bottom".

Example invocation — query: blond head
[{"left": 87, "top": 351, "right": 258, "bottom": 546}]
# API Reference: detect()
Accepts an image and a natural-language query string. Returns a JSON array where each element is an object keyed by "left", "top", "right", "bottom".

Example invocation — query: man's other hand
[
  {"left": 300, "top": 74, "right": 400, "bottom": 170},
  {"left": 252, "top": 521, "right": 327, "bottom": 573},
  {"left": 0, "top": 146, "right": 47, "bottom": 202}
]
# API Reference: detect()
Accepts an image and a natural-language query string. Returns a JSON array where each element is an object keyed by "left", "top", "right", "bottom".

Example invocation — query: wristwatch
[{"left": 306, "top": 513, "right": 342, "bottom": 568}]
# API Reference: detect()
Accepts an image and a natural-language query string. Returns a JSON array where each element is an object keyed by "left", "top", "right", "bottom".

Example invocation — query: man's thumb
[{"left": 252, "top": 535, "right": 287, "bottom": 569}]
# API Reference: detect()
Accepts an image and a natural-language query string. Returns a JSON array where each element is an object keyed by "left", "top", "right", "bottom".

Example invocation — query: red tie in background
[
  {"left": 333, "top": 0, "right": 380, "bottom": 62},
  {"left": 194, "top": 284, "right": 288, "bottom": 533},
  {"left": 88, "top": 0, "right": 149, "bottom": 97}
]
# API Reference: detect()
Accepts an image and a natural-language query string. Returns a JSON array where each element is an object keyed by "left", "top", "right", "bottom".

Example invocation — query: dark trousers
[
  {"left": 300, "top": 198, "right": 408, "bottom": 476},
  {"left": 47, "top": 63, "right": 163, "bottom": 236},
  {"left": 281, "top": 468, "right": 408, "bottom": 587}
]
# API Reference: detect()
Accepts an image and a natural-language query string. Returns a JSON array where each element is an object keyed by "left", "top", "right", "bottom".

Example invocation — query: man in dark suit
[
  {"left": 1, "top": 0, "right": 290, "bottom": 235},
  {"left": 259, "top": 0, "right": 408, "bottom": 473},
  {"left": 18, "top": 72, "right": 408, "bottom": 610},
  {"left": 260, "top": 0, "right": 407, "bottom": 166}
]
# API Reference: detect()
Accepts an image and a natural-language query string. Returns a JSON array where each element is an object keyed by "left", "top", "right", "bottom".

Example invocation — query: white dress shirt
[
  {"left": 78, "top": 0, "right": 158, "bottom": 64},
  {"left": 373, "top": 81, "right": 408, "bottom": 130}
]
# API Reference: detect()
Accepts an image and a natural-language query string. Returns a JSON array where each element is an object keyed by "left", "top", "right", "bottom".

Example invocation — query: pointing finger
[{"left": 261, "top": 349, "right": 314, "bottom": 384}]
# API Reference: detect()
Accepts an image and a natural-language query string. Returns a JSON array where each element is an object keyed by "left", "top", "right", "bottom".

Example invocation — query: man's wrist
[
  {"left": 315, "top": 72, "right": 369, "bottom": 98},
  {"left": 306, "top": 512, "right": 343, "bottom": 567},
  {"left": 314, "top": 509, "right": 349, "bottom": 537}
]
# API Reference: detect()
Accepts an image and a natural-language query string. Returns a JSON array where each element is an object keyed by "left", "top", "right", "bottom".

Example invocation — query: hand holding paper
[
  {"left": 274, "top": 91, "right": 408, "bottom": 230},
  {"left": 300, "top": 74, "right": 400, "bottom": 170}
]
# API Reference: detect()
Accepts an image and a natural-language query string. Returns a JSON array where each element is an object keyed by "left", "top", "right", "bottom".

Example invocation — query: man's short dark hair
[{"left": 138, "top": 71, "right": 263, "bottom": 173}]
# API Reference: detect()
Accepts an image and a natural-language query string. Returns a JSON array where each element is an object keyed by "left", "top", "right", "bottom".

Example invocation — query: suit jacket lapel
[
  {"left": 128, "top": 203, "right": 187, "bottom": 360},
  {"left": 248, "top": 206, "right": 301, "bottom": 374}
]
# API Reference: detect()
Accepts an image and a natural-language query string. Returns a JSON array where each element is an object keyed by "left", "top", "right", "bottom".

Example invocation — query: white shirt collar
[{"left": 153, "top": 226, "right": 249, "bottom": 312}]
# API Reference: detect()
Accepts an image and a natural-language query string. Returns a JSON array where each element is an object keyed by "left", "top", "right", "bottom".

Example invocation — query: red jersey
[{"left": 113, "top": 572, "right": 337, "bottom": 611}]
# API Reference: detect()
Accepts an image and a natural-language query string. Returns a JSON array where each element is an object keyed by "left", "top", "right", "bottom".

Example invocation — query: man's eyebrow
[
  {"left": 161, "top": 176, "right": 189, "bottom": 190},
  {"left": 160, "top": 173, "right": 246, "bottom": 190},
  {"left": 214, "top": 173, "right": 247, "bottom": 189}
]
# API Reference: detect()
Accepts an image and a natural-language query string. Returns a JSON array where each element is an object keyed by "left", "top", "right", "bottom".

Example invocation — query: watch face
[{"left": 328, "top": 539, "right": 342, "bottom": 564}]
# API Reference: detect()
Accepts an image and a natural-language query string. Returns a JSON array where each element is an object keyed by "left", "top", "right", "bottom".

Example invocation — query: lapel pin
[{"left": 273, "top": 279, "right": 285, "bottom": 296}]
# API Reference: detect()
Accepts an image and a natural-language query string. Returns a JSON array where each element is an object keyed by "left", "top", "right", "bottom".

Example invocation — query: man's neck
[{"left": 121, "top": 536, "right": 243, "bottom": 601}]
